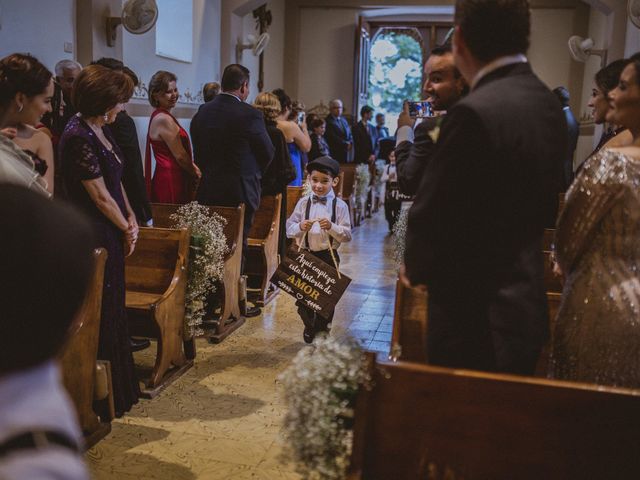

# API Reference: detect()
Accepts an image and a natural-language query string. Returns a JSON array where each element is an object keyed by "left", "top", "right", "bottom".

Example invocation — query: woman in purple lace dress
[{"left": 59, "top": 65, "right": 140, "bottom": 417}]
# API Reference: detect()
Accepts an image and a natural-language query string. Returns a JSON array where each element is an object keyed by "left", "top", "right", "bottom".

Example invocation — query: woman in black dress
[
  {"left": 253, "top": 92, "right": 296, "bottom": 259},
  {"left": 59, "top": 65, "right": 140, "bottom": 417}
]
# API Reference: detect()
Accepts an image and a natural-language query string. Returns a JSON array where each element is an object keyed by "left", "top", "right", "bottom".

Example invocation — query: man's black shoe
[
  {"left": 303, "top": 326, "right": 315, "bottom": 344},
  {"left": 245, "top": 305, "right": 261, "bottom": 318},
  {"left": 130, "top": 337, "right": 150, "bottom": 352}
]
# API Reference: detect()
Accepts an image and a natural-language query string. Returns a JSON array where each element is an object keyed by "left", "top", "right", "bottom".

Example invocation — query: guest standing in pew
[
  {"left": 550, "top": 56, "right": 640, "bottom": 389},
  {"left": 93, "top": 58, "right": 153, "bottom": 227},
  {"left": 0, "top": 54, "right": 55, "bottom": 195},
  {"left": 373, "top": 112, "right": 390, "bottom": 147},
  {"left": 286, "top": 156, "right": 352, "bottom": 343},
  {"left": 273, "top": 89, "right": 311, "bottom": 186},
  {"left": 402, "top": 0, "right": 566, "bottom": 375},
  {"left": 395, "top": 44, "right": 469, "bottom": 196},
  {"left": 574, "top": 60, "right": 633, "bottom": 176},
  {"left": 59, "top": 65, "right": 140, "bottom": 417},
  {"left": 309, "top": 117, "right": 331, "bottom": 161},
  {"left": 0, "top": 185, "right": 94, "bottom": 480},
  {"left": 325, "top": 99, "right": 353, "bottom": 163},
  {"left": 553, "top": 86, "right": 579, "bottom": 191},
  {"left": 353, "top": 105, "right": 376, "bottom": 165},
  {"left": 254, "top": 92, "right": 297, "bottom": 261},
  {"left": 191, "top": 64, "right": 275, "bottom": 317},
  {"left": 145, "top": 70, "right": 201, "bottom": 204}
]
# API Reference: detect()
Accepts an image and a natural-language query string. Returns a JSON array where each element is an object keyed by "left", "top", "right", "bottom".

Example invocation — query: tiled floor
[{"left": 87, "top": 210, "right": 397, "bottom": 479}]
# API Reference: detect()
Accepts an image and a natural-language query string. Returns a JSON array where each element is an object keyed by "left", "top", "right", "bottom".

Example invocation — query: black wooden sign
[{"left": 270, "top": 248, "right": 351, "bottom": 319}]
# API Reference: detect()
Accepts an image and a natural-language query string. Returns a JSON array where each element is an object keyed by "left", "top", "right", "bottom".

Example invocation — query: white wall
[
  {"left": 0, "top": 0, "right": 75, "bottom": 71},
  {"left": 297, "top": 7, "right": 360, "bottom": 113},
  {"left": 529, "top": 9, "right": 576, "bottom": 91},
  {"left": 123, "top": 0, "right": 221, "bottom": 102},
  {"left": 221, "top": 0, "right": 285, "bottom": 103}
]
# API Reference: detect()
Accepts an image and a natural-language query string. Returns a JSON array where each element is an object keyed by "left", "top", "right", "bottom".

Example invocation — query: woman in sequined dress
[{"left": 550, "top": 57, "right": 640, "bottom": 389}]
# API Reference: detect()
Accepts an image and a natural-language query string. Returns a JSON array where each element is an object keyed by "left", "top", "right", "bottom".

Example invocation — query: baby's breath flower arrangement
[
  {"left": 171, "top": 202, "right": 228, "bottom": 337},
  {"left": 355, "top": 164, "right": 371, "bottom": 201},
  {"left": 374, "top": 159, "right": 386, "bottom": 192},
  {"left": 279, "top": 336, "right": 370, "bottom": 479},
  {"left": 393, "top": 206, "right": 409, "bottom": 268},
  {"left": 303, "top": 177, "right": 313, "bottom": 197}
]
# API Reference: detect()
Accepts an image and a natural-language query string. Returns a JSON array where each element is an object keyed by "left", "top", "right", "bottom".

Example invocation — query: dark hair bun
[{"left": 0, "top": 53, "right": 52, "bottom": 107}]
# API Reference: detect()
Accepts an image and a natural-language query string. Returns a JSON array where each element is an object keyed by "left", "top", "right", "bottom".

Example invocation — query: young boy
[
  {"left": 286, "top": 156, "right": 352, "bottom": 343},
  {"left": 381, "top": 149, "right": 401, "bottom": 232}
]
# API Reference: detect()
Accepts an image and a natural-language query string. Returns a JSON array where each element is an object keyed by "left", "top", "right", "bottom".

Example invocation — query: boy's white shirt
[
  {"left": 381, "top": 163, "right": 397, "bottom": 183},
  {"left": 286, "top": 189, "right": 352, "bottom": 251}
]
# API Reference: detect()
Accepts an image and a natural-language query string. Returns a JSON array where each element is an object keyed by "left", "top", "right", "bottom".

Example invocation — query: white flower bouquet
[
  {"left": 279, "top": 335, "right": 370, "bottom": 479},
  {"left": 170, "top": 202, "right": 228, "bottom": 337}
]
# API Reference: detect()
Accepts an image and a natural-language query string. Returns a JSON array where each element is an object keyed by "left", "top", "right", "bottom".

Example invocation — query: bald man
[{"left": 324, "top": 99, "right": 353, "bottom": 163}]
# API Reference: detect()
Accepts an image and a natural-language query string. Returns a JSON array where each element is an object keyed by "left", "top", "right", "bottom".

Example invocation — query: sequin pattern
[{"left": 550, "top": 149, "right": 640, "bottom": 388}]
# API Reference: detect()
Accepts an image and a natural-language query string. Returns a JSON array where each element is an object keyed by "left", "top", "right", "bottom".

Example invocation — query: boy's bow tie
[{"left": 312, "top": 195, "right": 328, "bottom": 205}]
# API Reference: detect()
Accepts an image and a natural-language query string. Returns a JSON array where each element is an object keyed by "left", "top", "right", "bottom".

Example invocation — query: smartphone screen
[
  {"left": 408, "top": 101, "right": 433, "bottom": 118},
  {"left": 297, "top": 112, "right": 305, "bottom": 125}
]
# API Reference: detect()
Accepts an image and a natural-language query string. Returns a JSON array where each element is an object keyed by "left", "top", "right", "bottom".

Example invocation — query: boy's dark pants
[
  {"left": 385, "top": 196, "right": 402, "bottom": 231},
  {"left": 295, "top": 248, "right": 341, "bottom": 332}
]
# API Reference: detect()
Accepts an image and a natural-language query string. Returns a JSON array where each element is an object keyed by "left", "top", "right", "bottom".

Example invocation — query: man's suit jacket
[
  {"left": 191, "top": 94, "right": 274, "bottom": 211},
  {"left": 109, "top": 111, "right": 152, "bottom": 224},
  {"left": 352, "top": 120, "right": 375, "bottom": 164},
  {"left": 395, "top": 116, "right": 440, "bottom": 196},
  {"left": 325, "top": 115, "right": 353, "bottom": 163},
  {"left": 561, "top": 106, "right": 579, "bottom": 191},
  {"left": 405, "top": 63, "right": 566, "bottom": 374}
]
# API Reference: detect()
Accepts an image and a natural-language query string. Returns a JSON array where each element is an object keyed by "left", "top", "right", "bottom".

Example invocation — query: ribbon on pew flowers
[{"left": 170, "top": 202, "right": 228, "bottom": 337}]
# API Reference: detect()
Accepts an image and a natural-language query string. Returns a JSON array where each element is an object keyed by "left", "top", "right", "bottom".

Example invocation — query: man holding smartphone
[{"left": 395, "top": 44, "right": 469, "bottom": 195}]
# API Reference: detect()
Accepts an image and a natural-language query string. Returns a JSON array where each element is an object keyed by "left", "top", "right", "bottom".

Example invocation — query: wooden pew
[
  {"left": 150, "top": 203, "right": 246, "bottom": 345},
  {"left": 60, "top": 248, "right": 113, "bottom": 449},
  {"left": 286, "top": 186, "right": 304, "bottom": 219},
  {"left": 350, "top": 353, "right": 640, "bottom": 480},
  {"left": 341, "top": 164, "right": 358, "bottom": 227},
  {"left": 390, "top": 279, "right": 428, "bottom": 362},
  {"left": 246, "top": 194, "right": 282, "bottom": 306},
  {"left": 125, "top": 227, "right": 191, "bottom": 397}
]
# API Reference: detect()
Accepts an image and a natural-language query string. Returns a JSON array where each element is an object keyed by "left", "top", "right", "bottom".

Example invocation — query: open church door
[{"left": 353, "top": 17, "right": 371, "bottom": 120}]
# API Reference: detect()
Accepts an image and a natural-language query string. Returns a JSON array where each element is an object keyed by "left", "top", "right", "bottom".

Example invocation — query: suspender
[
  {"left": 303, "top": 197, "right": 337, "bottom": 250},
  {"left": 0, "top": 431, "right": 80, "bottom": 458}
]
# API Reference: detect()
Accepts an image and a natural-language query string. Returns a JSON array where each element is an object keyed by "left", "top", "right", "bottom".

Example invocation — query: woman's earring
[
  {"left": 103, "top": 114, "right": 109, "bottom": 122},
  {"left": 17, "top": 104, "right": 23, "bottom": 113}
]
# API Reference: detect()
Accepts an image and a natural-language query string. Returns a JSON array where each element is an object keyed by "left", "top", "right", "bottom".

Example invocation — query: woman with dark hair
[
  {"left": 59, "top": 64, "right": 140, "bottom": 416},
  {"left": 0, "top": 53, "right": 55, "bottom": 194},
  {"left": 583, "top": 60, "right": 632, "bottom": 160},
  {"left": 309, "top": 117, "right": 330, "bottom": 161},
  {"left": 550, "top": 55, "right": 640, "bottom": 389},
  {"left": 146, "top": 70, "right": 201, "bottom": 204},
  {"left": 254, "top": 92, "right": 296, "bottom": 259},
  {"left": 272, "top": 88, "right": 311, "bottom": 186}
]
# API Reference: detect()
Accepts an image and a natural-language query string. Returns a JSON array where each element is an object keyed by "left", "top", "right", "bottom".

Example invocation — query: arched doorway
[
  {"left": 368, "top": 28, "right": 423, "bottom": 133},
  {"left": 354, "top": 20, "right": 453, "bottom": 133}
]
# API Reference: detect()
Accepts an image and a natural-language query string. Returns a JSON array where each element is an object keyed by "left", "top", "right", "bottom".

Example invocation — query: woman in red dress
[{"left": 145, "top": 71, "right": 201, "bottom": 203}]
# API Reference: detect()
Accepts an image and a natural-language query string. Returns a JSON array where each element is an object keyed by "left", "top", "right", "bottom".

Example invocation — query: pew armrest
[{"left": 152, "top": 253, "right": 187, "bottom": 308}]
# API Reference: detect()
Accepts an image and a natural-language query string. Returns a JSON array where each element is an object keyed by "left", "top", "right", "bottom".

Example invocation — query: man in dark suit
[
  {"left": 402, "top": 0, "right": 566, "bottom": 375},
  {"left": 553, "top": 86, "right": 579, "bottom": 191},
  {"left": 191, "top": 64, "right": 274, "bottom": 315},
  {"left": 325, "top": 99, "right": 353, "bottom": 163},
  {"left": 395, "top": 44, "right": 468, "bottom": 196},
  {"left": 352, "top": 105, "right": 376, "bottom": 164},
  {"left": 374, "top": 113, "right": 390, "bottom": 142}
]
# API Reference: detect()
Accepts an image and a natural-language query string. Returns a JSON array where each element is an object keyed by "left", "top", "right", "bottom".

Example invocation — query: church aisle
[{"left": 86, "top": 210, "right": 397, "bottom": 480}]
